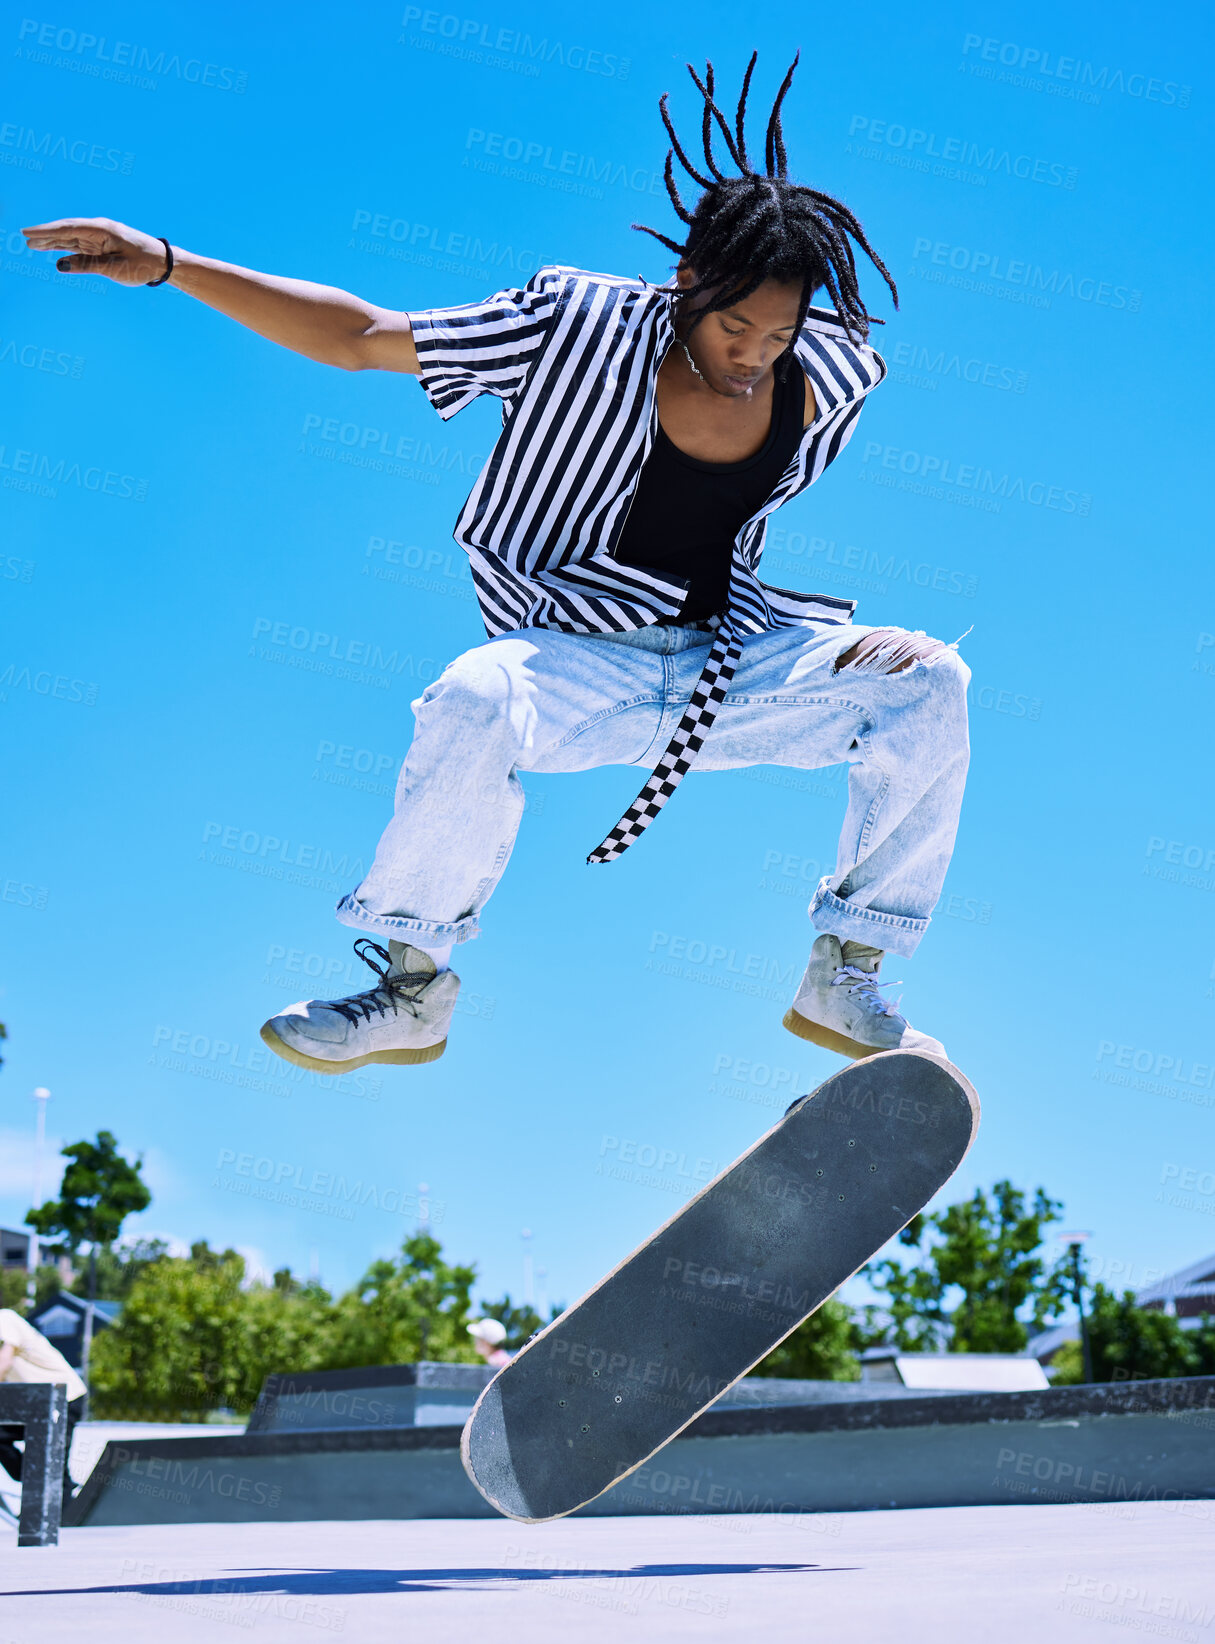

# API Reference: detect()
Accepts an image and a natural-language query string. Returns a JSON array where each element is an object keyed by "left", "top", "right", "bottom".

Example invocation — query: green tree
[
  {"left": 26, "top": 1131, "right": 151, "bottom": 1254},
  {"left": 0, "top": 1262, "right": 72, "bottom": 1313},
  {"left": 237, "top": 1277, "right": 336, "bottom": 1408},
  {"left": 89, "top": 1241, "right": 250, "bottom": 1417},
  {"left": 1051, "top": 1288, "right": 1215, "bottom": 1384},
  {"left": 68, "top": 1237, "right": 170, "bottom": 1303},
  {"left": 88, "top": 1242, "right": 337, "bottom": 1418},
  {"left": 327, "top": 1234, "right": 480, "bottom": 1367},
  {"left": 29, "top": 1263, "right": 63, "bottom": 1310},
  {"left": 26, "top": 1130, "right": 152, "bottom": 1378},
  {"left": 1193, "top": 1316, "right": 1215, "bottom": 1374},
  {"left": 754, "top": 1297, "right": 861, "bottom": 1380},
  {"left": 0, "top": 1268, "right": 29, "bottom": 1311},
  {"left": 477, "top": 1292, "right": 563, "bottom": 1352},
  {"left": 89, "top": 1232, "right": 494, "bottom": 1418},
  {"left": 864, "top": 1182, "right": 1071, "bottom": 1352},
  {"left": 858, "top": 1215, "right": 952, "bottom": 1350}
]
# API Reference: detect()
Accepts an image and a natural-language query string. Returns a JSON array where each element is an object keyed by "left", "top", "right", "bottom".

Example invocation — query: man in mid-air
[{"left": 26, "top": 53, "right": 970, "bottom": 1072}]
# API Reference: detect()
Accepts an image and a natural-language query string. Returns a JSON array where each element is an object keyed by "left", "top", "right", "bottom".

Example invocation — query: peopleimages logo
[
  {"left": 848, "top": 115, "right": 1077, "bottom": 188},
  {"left": 959, "top": 34, "right": 1191, "bottom": 108},
  {"left": 201, "top": 821, "right": 368, "bottom": 881},
  {"left": 764, "top": 526, "right": 979, "bottom": 597},
  {"left": 0, "top": 441, "right": 148, "bottom": 500},
  {"left": 351, "top": 207, "right": 538, "bottom": 279},
  {"left": 1096, "top": 1040, "right": 1215, "bottom": 1092},
  {"left": 464, "top": 128, "right": 665, "bottom": 197},
  {"left": 908, "top": 239, "right": 1141, "bottom": 313},
  {"left": 300, "top": 412, "right": 485, "bottom": 476},
  {"left": 249, "top": 617, "right": 443, "bottom": 686},
  {"left": 0, "top": 334, "right": 84, "bottom": 377},
  {"left": 0, "top": 119, "right": 133, "bottom": 173},
  {"left": 1146, "top": 836, "right": 1215, "bottom": 873},
  {"left": 0, "top": 663, "right": 98, "bottom": 705},
  {"left": 400, "top": 8, "right": 631, "bottom": 79},
  {"left": 16, "top": 18, "right": 249, "bottom": 91},
  {"left": 860, "top": 442, "right": 1092, "bottom": 516},
  {"left": 888, "top": 340, "right": 1027, "bottom": 394}
]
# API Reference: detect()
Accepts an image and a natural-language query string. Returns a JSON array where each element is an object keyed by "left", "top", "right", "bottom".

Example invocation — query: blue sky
[{"left": 2, "top": 0, "right": 1212, "bottom": 1321}]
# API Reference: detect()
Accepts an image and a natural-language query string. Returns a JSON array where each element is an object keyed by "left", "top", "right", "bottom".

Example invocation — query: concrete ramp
[
  {"left": 247, "top": 1362, "right": 495, "bottom": 1433},
  {"left": 65, "top": 1375, "right": 1215, "bottom": 1527}
]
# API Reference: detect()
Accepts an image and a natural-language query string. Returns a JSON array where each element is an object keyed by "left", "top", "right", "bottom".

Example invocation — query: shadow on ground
[{"left": 6, "top": 1560, "right": 858, "bottom": 1598}]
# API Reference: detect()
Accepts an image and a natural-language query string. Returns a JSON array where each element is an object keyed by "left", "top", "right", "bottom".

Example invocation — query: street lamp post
[
  {"left": 28, "top": 1088, "right": 50, "bottom": 1306},
  {"left": 1060, "top": 1231, "right": 1094, "bottom": 1384},
  {"left": 417, "top": 1183, "right": 432, "bottom": 1360},
  {"left": 521, "top": 1228, "right": 534, "bottom": 1308}
]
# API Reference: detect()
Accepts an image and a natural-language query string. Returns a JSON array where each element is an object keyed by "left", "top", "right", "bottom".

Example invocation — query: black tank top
[{"left": 612, "top": 364, "right": 806, "bottom": 623}]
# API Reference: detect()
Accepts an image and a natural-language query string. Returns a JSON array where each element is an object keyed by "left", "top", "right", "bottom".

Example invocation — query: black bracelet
[{"left": 145, "top": 237, "right": 173, "bottom": 287}]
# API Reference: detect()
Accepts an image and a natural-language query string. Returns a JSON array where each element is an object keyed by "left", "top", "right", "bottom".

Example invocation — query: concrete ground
[{"left": 1, "top": 1502, "right": 1212, "bottom": 1642}]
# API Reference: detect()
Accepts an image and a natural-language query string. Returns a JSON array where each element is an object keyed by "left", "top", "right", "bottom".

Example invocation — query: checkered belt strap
[{"left": 586, "top": 624, "right": 742, "bottom": 864}]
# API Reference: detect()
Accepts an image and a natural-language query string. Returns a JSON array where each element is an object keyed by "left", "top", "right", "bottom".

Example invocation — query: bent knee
[
  {"left": 914, "top": 642, "right": 971, "bottom": 717},
  {"left": 920, "top": 649, "right": 972, "bottom": 759},
  {"left": 420, "top": 654, "right": 516, "bottom": 728},
  {"left": 925, "top": 641, "right": 970, "bottom": 687}
]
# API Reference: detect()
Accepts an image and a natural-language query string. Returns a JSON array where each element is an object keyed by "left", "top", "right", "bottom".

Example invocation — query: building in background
[
  {"left": 26, "top": 1294, "right": 120, "bottom": 1370},
  {"left": 1, "top": 1227, "right": 75, "bottom": 1291},
  {"left": 861, "top": 1349, "right": 1048, "bottom": 1392},
  {"left": 1136, "top": 1255, "right": 1215, "bottom": 1320},
  {"left": 0, "top": 1229, "right": 31, "bottom": 1272},
  {"left": 1029, "top": 1251, "right": 1215, "bottom": 1367}
]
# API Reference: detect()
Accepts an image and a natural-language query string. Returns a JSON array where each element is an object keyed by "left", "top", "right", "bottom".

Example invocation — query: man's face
[{"left": 676, "top": 268, "right": 803, "bottom": 397}]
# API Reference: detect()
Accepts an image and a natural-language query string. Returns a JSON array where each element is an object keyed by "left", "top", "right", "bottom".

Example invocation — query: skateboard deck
[{"left": 461, "top": 1049, "right": 979, "bottom": 1522}]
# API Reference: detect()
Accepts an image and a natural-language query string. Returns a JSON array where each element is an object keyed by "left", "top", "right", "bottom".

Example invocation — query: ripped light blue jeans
[{"left": 335, "top": 621, "right": 971, "bottom": 960}]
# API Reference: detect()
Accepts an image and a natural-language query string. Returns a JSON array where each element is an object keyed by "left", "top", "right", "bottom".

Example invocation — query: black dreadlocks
[{"left": 633, "top": 51, "right": 898, "bottom": 358}]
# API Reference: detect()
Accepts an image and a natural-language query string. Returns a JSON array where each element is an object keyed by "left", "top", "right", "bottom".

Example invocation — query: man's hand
[{"left": 22, "top": 217, "right": 170, "bottom": 286}]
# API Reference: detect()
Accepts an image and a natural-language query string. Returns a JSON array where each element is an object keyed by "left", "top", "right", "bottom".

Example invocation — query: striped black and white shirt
[{"left": 406, "top": 265, "right": 887, "bottom": 860}]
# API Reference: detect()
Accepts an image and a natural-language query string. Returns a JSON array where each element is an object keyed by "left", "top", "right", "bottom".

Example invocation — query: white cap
[{"left": 467, "top": 1317, "right": 507, "bottom": 1346}]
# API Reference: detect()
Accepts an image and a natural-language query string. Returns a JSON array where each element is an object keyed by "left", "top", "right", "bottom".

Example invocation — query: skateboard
[{"left": 461, "top": 1049, "right": 979, "bottom": 1522}]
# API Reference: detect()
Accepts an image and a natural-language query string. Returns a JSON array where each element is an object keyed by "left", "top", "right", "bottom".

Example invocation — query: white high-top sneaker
[
  {"left": 260, "top": 939, "right": 460, "bottom": 1072},
  {"left": 783, "top": 934, "right": 945, "bottom": 1060}
]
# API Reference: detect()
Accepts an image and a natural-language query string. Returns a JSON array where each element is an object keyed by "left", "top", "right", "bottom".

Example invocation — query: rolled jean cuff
[
  {"left": 809, "top": 880, "right": 929, "bottom": 959},
  {"left": 334, "top": 893, "right": 480, "bottom": 945}
]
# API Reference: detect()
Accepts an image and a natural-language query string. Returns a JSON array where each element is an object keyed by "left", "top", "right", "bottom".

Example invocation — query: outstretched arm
[{"left": 22, "top": 217, "right": 419, "bottom": 374}]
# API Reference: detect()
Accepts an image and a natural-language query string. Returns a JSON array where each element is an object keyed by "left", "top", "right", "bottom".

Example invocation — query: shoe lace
[
  {"left": 329, "top": 939, "right": 435, "bottom": 1027},
  {"left": 831, "top": 964, "right": 905, "bottom": 1019}
]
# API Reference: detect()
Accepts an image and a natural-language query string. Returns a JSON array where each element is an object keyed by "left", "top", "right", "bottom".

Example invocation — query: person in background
[
  {"left": 468, "top": 1318, "right": 512, "bottom": 1368},
  {"left": 0, "top": 1307, "right": 87, "bottom": 1499}
]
